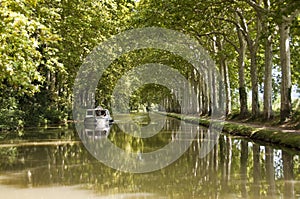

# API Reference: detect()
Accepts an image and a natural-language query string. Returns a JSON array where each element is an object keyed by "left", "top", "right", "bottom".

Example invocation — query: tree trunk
[
  {"left": 263, "top": 27, "right": 273, "bottom": 120},
  {"left": 250, "top": 48, "right": 260, "bottom": 118},
  {"left": 198, "top": 80, "right": 202, "bottom": 114},
  {"left": 212, "top": 69, "right": 218, "bottom": 115},
  {"left": 208, "top": 68, "right": 213, "bottom": 116},
  {"left": 237, "top": 30, "right": 248, "bottom": 117},
  {"left": 279, "top": 21, "right": 292, "bottom": 122},
  {"left": 223, "top": 60, "right": 231, "bottom": 116},
  {"left": 202, "top": 74, "right": 209, "bottom": 115},
  {"left": 216, "top": 38, "right": 231, "bottom": 116}
]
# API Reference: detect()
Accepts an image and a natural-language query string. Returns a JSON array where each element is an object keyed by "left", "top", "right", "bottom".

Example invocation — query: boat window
[
  {"left": 96, "top": 110, "right": 101, "bottom": 116},
  {"left": 100, "top": 110, "right": 106, "bottom": 116},
  {"left": 87, "top": 110, "right": 94, "bottom": 116}
]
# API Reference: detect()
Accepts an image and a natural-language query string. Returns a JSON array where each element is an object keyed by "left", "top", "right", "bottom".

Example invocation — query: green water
[{"left": 0, "top": 114, "right": 299, "bottom": 199}]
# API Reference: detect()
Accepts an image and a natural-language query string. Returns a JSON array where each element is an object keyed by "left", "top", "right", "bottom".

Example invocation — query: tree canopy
[{"left": 0, "top": 0, "right": 299, "bottom": 129}]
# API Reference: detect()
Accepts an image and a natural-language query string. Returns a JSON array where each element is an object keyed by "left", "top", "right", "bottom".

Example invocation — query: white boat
[{"left": 84, "top": 107, "right": 113, "bottom": 125}]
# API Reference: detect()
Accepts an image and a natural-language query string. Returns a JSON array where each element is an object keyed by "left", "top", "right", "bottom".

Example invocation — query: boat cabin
[{"left": 84, "top": 108, "right": 113, "bottom": 124}]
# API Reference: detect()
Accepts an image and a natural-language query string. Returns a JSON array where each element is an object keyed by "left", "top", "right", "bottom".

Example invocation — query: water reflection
[
  {"left": 0, "top": 115, "right": 299, "bottom": 198},
  {"left": 84, "top": 122, "right": 111, "bottom": 140},
  {"left": 78, "top": 113, "right": 200, "bottom": 173}
]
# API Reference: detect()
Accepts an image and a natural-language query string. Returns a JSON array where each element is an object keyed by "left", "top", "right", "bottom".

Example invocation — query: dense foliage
[
  {"left": 0, "top": 0, "right": 135, "bottom": 129},
  {"left": 0, "top": 0, "right": 299, "bottom": 129}
]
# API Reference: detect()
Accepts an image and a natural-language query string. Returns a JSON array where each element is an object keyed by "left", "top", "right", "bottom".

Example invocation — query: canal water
[{"left": 0, "top": 114, "right": 299, "bottom": 198}]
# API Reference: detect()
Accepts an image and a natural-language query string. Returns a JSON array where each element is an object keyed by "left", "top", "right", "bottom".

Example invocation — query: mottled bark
[
  {"left": 263, "top": 33, "right": 273, "bottom": 120},
  {"left": 263, "top": 0, "right": 273, "bottom": 120},
  {"left": 216, "top": 38, "right": 231, "bottom": 116},
  {"left": 223, "top": 61, "right": 231, "bottom": 116},
  {"left": 237, "top": 30, "right": 248, "bottom": 117},
  {"left": 279, "top": 21, "right": 292, "bottom": 121},
  {"left": 249, "top": 49, "right": 260, "bottom": 118},
  {"left": 202, "top": 74, "right": 209, "bottom": 116}
]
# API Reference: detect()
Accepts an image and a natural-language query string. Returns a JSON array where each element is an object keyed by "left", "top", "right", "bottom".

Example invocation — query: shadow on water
[{"left": 0, "top": 114, "right": 300, "bottom": 198}]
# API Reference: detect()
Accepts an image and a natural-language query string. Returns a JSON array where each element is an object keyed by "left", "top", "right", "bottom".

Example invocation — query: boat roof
[{"left": 86, "top": 108, "right": 109, "bottom": 111}]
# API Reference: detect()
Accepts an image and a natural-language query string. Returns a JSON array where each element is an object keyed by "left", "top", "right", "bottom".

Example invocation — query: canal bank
[{"left": 165, "top": 112, "right": 300, "bottom": 150}]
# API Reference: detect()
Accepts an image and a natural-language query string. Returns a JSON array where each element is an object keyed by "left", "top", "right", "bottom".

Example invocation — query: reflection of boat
[
  {"left": 84, "top": 107, "right": 113, "bottom": 125},
  {"left": 84, "top": 123, "right": 110, "bottom": 139}
]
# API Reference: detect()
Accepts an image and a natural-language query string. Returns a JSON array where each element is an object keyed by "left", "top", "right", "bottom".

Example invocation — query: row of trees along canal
[{"left": 0, "top": 0, "right": 300, "bottom": 129}]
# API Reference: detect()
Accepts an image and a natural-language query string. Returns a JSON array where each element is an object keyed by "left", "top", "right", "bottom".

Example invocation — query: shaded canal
[{"left": 0, "top": 114, "right": 299, "bottom": 198}]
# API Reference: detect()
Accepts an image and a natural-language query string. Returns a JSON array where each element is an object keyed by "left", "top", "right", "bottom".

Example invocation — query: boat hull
[{"left": 84, "top": 117, "right": 113, "bottom": 125}]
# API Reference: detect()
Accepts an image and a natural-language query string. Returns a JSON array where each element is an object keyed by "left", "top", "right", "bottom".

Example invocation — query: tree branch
[
  {"left": 244, "top": 0, "right": 268, "bottom": 14},
  {"left": 223, "top": 36, "right": 239, "bottom": 52},
  {"left": 195, "top": 31, "right": 226, "bottom": 37},
  {"left": 234, "top": 9, "right": 249, "bottom": 39},
  {"left": 289, "top": 9, "right": 300, "bottom": 21}
]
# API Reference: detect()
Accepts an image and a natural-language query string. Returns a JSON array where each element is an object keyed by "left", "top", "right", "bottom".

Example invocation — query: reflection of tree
[
  {"left": 219, "top": 135, "right": 225, "bottom": 189},
  {"left": 240, "top": 140, "right": 248, "bottom": 199},
  {"left": 282, "top": 150, "right": 294, "bottom": 199},
  {"left": 265, "top": 147, "right": 276, "bottom": 197},
  {"left": 219, "top": 136, "right": 232, "bottom": 194},
  {"left": 0, "top": 147, "right": 18, "bottom": 168},
  {"left": 1, "top": 119, "right": 299, "bottom": 198},
  {"left": 225, "top": 137, "right": 232, "bottom": 184},
  {"left": 252, "top": 144, "right": 261, "bottom": 197}
]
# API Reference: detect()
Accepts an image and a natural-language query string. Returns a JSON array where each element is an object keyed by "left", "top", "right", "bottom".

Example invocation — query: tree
[
  {"left": 244, "top": 0, "right": 274, "bottom": 120},
  {"left": 235, "top": 5, "right": 262, "bottom": 118},
  {"left": 0, "top": 0, "right": 136, "bottom": 128},
  {"left": 0, "top": 0, "right": 63, "bottom": 128},
  {"left": 278, "top": 6, "right": 299, "bottom": 121}
]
